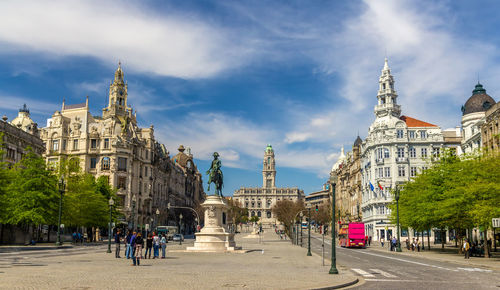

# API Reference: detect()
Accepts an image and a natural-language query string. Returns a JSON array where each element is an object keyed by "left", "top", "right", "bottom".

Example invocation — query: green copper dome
[
  {"left": 265, "top": 144, "right": 273, "bottom": 152},
  {"left": 472, "top": 82, "right": 486, "bottom": 95}
]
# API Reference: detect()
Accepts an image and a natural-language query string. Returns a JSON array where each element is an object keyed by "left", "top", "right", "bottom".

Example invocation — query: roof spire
[{"left": 383, "top": 57, "right": 389, "bottom": 70}]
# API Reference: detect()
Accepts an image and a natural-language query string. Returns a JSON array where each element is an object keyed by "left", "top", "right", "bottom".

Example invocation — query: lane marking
[
  {"left": 370, "top": 268, "right": 397, "bottom": 278},
  {"left": 351, "top": 268, "right": 375, "bottom": 277}
]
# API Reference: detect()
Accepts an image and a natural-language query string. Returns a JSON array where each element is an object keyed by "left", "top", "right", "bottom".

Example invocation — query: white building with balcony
[{"left": 360, "top": 59, "right": 444, "bottom": 241}]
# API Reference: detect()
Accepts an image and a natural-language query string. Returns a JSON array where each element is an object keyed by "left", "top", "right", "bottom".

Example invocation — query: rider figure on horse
[{"left": 206, "top": 152, "right": 224, "bottom": 197}]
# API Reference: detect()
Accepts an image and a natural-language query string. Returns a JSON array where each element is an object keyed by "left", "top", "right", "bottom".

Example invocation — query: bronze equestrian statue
[{"left": 206, "top": 152, "right": 224, "bottom": 197}]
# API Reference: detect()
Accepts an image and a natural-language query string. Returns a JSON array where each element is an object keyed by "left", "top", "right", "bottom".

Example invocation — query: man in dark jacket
[
  {"left": 125, "top": 231, "right": 133, "bottom": 259},
  {"left": 114, "top": 230, "right": 122, "bottom": 258}
]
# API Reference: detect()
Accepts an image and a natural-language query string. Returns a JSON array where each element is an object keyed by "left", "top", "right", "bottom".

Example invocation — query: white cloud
[
  {"left": 0, "top": 95, "right": 59, "bottom": 118},
  {"left": 0, "top": 0, "right": 253, "bottom": 79}
]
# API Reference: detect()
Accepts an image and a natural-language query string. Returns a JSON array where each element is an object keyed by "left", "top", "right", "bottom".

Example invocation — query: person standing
[
  {"left": 411, "top": 238, "right": 415, "bottom": 251},
  {"left": 145, "top": 234, "right": 153, "bottom": 259},
  {"left": 417, "top": 238, "right": 421, "bottom": 252},
  {"left": 406, "top": 238, "right": 410, "bottom": 250},
  {"left": 114, "top": 230, "right": 122, "bottom": 258},
  {"left": 463, "top": 239, "right": 470, "bottom": 259},
  {"left": 160, "top": 234, "right": 167, "bottom": 259},
  {"left": 153, "top": 232, "right": 160, "bottom": 259},
  {"left": 125, "top": 231, "right": 133, "bottom": 259},
  {"left": 133, "top": 233, "right": 144, "bottom": 266},
  {"left": 368, "top": 236, "right": 372, "bottom": 246},
  {"left": 380, "top": 237, "right": 385, "bottom": 248},
  {"left": 130, "top": 231, "right": 137, "bottom": 259}
]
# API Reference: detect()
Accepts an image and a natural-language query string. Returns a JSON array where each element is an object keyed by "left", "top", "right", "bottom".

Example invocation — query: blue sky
[{"left": 1, "top": 0, "right": 500, "bottom": 195}]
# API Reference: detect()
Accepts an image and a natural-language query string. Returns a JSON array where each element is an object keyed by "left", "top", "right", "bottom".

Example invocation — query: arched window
[
  {"left": 251, "top": 211, "right": 255, "bottom": 217},
  {"left": 102, "top": 157, "right": 110, "bottom": 170},
  {"left": 267, "top": 211, "right": 272, "bottom": 218},
  {"left": 257, "top": 211, "right": 261, "bottom": 217}
]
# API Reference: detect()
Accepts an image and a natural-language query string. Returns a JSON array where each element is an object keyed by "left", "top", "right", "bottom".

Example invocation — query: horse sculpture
[{"left": 206, "top": 152, "right": 224, "bottom": 197}]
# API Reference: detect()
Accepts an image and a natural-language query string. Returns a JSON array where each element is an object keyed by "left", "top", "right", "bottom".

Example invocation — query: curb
[{"left": 312, "top": 278, "right": 359, "bottom": 290}]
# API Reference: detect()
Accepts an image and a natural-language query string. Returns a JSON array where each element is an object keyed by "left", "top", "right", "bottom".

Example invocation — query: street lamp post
[
  {"left": 56, "top": 177, "right": 65, "bottom": 247},
  {"left": 156, "top": 208, "right": 160, "bottom": 232},
  {"left": 395, "top": 186, "right": 402, "bottom": 252},
  {"left": 131, "top": 195, "right": 137, "bottom": 231},
  {"left": 329, "top": 179, "right": 339, "bottom": 274},
  {"left": 179, "top": 213, "right": 183, "bottom": 245},
  {"left": 107, "top": 197, "right": 114, "bottom": 253},
  {"left": 307, "top": 207, "right": 312, "bottom": 256},
  {"left": 300, "top": 212, "right": 304, "bottom": 247}
]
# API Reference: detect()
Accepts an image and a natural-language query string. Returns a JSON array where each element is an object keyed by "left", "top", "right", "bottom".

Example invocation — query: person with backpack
[
  {"left": 145, "top": 234, "right": 153, "bottom": 259},
  {"left": 132, "top": 233, "right": 143, "bottom": 266},
  {"left": 160, "top": 234, "right": 167, "bottom": 259}
]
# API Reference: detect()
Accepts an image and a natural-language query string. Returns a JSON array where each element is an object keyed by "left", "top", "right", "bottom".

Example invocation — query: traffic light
[{"left": 315, "top": 205, "right": 318, "bottom": 211}]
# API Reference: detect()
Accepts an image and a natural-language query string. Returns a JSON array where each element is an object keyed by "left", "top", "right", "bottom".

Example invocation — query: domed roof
[
  {"left": 331, "top": 146, "right": 346, "bottom": 172},
  {"left": 353, "top": 135, "right": 362, "bottom": 147},
  {"left": 462, "top": 83, "right": 496, "bottom": 115}
]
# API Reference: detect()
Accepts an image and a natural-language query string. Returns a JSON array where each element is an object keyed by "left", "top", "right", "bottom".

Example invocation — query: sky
[{"left": 1, "top": 0, "right": 500, "bottom": 195}]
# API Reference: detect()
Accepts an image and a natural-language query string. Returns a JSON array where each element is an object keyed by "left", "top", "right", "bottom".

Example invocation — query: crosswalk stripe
[
  {"left": 351, "top": 268, "right": 375, "bottom": 277},
  {"left": 369, "top": 269, "right": 397, "bottom": 278}
]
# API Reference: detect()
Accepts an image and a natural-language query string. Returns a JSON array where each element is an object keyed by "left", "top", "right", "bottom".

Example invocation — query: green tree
[
  {"left": 0, "top": 134, "right": 13, "bottom": 225},
  {"left": 272, "top": 199, "right": 304, "bottom": 236},
  {"left": 63, "top": 173, "right": 109, "bottom": 228},
  {"left": 5, "top": 148, "right": 59, "bottom": 240}
]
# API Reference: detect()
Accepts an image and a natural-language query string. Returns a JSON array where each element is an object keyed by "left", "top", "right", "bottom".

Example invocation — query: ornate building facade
[
  {"left": 331, "top": 136, "right": 363, "bottom": 225},
  {"left": 461, "top": 83, "right": 496, "bottom": 154},
  {"left": 358, "top": 59, "right": 445, "bottom": 241},
  {"left": 482, "top": 102, "right": 500, "bottom": 152},
  {"left": 0, "top": 105, "right": 44, "bottom": 166},
  {"left": 40, "top": 64, "right": 204, "bottom": 231},
  {"left": 233, "top": 145, "right": 304, "bottom": 225}
]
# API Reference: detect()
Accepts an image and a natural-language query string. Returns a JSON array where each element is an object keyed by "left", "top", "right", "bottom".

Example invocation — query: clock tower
[
  {"left": 262, "top": 144, "right": 276, "bottom": 188},
  {"left": 106, "top": 62, "right": 129, "bottom": 116}
]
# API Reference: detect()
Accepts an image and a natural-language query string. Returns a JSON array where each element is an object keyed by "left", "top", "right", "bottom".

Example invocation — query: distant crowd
[{"left": 113, "top": 230, "right": 168, "bottom": 266}]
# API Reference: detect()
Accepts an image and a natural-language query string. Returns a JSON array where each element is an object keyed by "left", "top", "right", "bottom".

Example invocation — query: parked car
[{"left": 172, "top": 234, "right": 184, "bottom": 242}]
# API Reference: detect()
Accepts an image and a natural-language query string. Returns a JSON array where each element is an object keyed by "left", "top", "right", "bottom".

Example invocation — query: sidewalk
[
  {"left": 313, "top": 232, "right": 500, "bottom": 272},
  {"left": 0, "top": 230, "right": 358, "bottom": 289}
]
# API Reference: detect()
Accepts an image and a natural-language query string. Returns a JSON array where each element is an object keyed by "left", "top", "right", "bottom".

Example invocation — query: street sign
[
  {"left": 145, "top": 224, "right": 150, "bottom": 230},
  {"left": 493, "top": 218, "right": 500, "bottom": 228}
]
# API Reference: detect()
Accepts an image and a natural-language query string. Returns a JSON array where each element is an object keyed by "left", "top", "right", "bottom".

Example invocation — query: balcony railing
[
  {"left": 395, "top": 157, "right": 408, "bottom": 163},
  {"left": 375, "top": 158, "right": 384, "bottom": 165}
]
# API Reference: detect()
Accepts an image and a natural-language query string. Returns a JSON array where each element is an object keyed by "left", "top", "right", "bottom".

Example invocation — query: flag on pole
[
  {"left": 377, "top": 181, "right": 383, "bottom": 190},
  {"left": 369, "top": 181, "right": 374, "bottom": 191}
]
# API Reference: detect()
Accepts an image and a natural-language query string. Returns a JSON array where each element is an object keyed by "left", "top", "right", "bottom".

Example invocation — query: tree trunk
[
  {"left": 441, "top": 229, "right": 445, "bottom": 250},
  {"left": 427, "top": 229, "right": 431, "bottom": 250},
  {"left": 484, "top": 227, "right": 489, "bottom": 258}
]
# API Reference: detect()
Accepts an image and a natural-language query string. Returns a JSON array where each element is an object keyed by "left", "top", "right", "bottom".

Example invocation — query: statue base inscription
[{"left": 187, "top": 195, "right": 240, "bottom": 252}]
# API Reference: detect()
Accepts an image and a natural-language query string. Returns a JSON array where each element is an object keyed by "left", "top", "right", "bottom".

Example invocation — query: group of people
[
  {"left": 114, "top": 230, "right": 168, "bottom": 266},
  {"left": 405, "top": 238, "right": 421, "bottom": 252}
]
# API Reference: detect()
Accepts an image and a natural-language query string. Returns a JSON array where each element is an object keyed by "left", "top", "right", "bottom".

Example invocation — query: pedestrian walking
[
  {"left": 463, "top": 239, "right": 470, "bottom": 259},
  {"left": 130, "top": 231, "right": 137, "bottom": 258},
  {"left": 406, "top": 238, "right": 410, "bottom": 250},
  {"left": 153, "top": 232, "right": 160, "bottom": 258},
  {"left": 417, "top": 238, "right": 421, "bottom": 252},
  {"left": 392, "top": 237, "right": 397, "bottom": 251},
  {"left": 380, "top": 237, "right": 384, "bottom": 247},
  {"left": 411, "top": 238, "right": 415, "bottom": 251},
  {"left": 125, "top": 231, "right": 133, "bottom": 259},
  {"left": 72, "top": 232, "right": 77, "bottom": 244},
  {"left": 133, "top": 233, "right": 144, "bottom": 266},
  {"left": 368, "top": 236, "right": 372, "bottom": 246},
  {"left": 114, "top": 230, "right": 122, "bottom": 258},
  {"left": 160, "top": 234, "right": 167, "bottom": 259},
  {"left": 145, "top": 234, "right": 153, "bottom": 259}
]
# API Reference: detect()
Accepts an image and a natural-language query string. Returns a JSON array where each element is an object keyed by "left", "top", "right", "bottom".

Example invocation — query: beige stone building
[
  {"left": 482, "top": 102, "right": 500, "bottom": 152},
  {"left": 233, "top": 145, "right": 304, "bottom": 225},
  {"left": 331, "top": 136, "right": 363, "bottom": 225},
  {"left": 40, "top": 64, "right": 204, "bottom": 232},
  {"left": 0, "top": 105, "right": 44, "bottom": 166},
  {"left": 304, "top": 184, "right": 330, "bottom": 210}
]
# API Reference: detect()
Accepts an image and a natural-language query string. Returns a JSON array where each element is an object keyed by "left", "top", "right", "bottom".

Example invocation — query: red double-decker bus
[{"left": 339, "top": 222, "right": 366, "bottom": 248}]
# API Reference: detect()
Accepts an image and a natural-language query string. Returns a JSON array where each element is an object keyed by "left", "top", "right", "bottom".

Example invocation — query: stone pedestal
[{"left": 187, "top": 195, "right": 239, "bottom": 252}]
